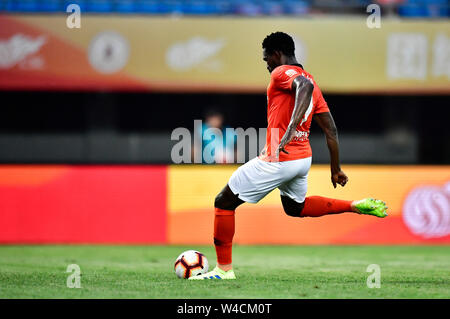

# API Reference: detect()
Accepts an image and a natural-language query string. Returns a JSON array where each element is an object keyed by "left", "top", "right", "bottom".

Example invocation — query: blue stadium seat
[
  {"left": 63, "top": 0, "right": 88, "bottom": 13},
  {"left": 0, "top": 0, "right": 446, "bottom": 16},
  {"left": 38, "top": 0, "right": 64, "bottom": 12},
  {"left": 136, "top": 0, "right": 161, "bottom": 14},
  {"left": 398, "top": 0, "right": 448, "bottom": 17},
  {"left": 182, "top": 1, "right": 222, "bottom": 15},
  {"left": 166, "top": 0, "right": 185, "bottom": 14},
  {"left": 234, "top": 0, "right": 263, "bottom": 16},
  {"left": 424, "top": 0, "right": 448, "bottom": 17},
  {"left": 282, "top": 0, "right": 310, "bottom": 15},
  {"left": 115, "top": 0, "right": 136, "bottom": 13},
  {"left": 6, "top": 0, "right": 40, "bottom": 12},
  {"left": 85, "top": 0, "right": 113, "bottom": 13},
  {"left": 137, "top": 0, "right": 184, "bottom": 14},
  {"left": 398, "top": 3, "right": 430, "bottom": 17},
  {"left": 261, "top": 1, "right": 284, "bottom": 15}
]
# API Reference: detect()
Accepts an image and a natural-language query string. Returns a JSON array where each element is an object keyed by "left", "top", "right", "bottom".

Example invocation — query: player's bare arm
[
  {"left": 276, "top": 76, "right": 314, "bottom": 157},
  {"left": 313, "top": 112, "right": 348, "bottom": 188}
]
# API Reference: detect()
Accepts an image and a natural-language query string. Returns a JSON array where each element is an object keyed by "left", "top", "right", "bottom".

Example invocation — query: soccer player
[{"left": 190, "top": 32, "right": 388, "bottom": 280}]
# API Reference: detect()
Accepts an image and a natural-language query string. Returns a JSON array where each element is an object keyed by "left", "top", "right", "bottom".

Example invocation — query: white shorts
[{"left": 228, "top": 156, "right": 312, "bottom": 204}]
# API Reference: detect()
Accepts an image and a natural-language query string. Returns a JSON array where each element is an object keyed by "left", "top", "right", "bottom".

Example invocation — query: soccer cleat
[
  {"left": 353, "top": 198, "right": 388, "bottom": 218},
  {"left": 188, "top": 266, "right": 236, "bottom": 280}
]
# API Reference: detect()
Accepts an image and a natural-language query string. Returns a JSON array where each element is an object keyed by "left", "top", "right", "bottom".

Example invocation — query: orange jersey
[{"left": 259, "top": 64, "right": 330, "bottom": 162}]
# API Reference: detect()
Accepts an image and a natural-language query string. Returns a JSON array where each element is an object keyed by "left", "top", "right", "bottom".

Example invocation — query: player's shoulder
[
  {"left": 273, "top": 64, "right": 302, "bottom": 75},
  {"left": 272, "top": 64, "right": 313, "bottom": 81}
]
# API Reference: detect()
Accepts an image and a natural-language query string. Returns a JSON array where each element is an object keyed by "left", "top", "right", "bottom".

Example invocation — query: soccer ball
[{"left": 174, "top": 250, "right": 209, "bottom": 279}]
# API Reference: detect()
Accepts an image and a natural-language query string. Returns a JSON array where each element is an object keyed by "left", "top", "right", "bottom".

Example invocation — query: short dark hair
[{"left": 262, "top": 32, "right": 295, "bottom": 56}]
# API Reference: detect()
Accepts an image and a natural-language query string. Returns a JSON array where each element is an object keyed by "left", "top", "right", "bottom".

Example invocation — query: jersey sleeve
[
  {"left": 271, "top": 66, "right": 301, "bottom": 91},
  {"left": 313, "top": 85, "right": 330, "bottom": 114}
]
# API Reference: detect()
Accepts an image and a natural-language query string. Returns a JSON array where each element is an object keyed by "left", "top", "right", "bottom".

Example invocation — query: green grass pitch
[{"left": 0, "top": 245, "right": 449, "bottom": 298}]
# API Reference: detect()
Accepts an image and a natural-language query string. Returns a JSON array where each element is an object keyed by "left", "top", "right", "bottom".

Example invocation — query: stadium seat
[
  {"left": 182, "top": 0, "right": 222, "bottom": 15},
  {"left": 282, "top": 0, "right": 310, "bottom": 15},
  {"left": 38, "top": 0, "right": 64, "bottom": 12},
  {"left": 136, "top": 0, "right": 161, "bottom": 13},
  {"left": 215, "top": 0, "right": 235, "bottom": 15},
  {"left": 424, "top": 0, "right": 448, "bottom": 17},
  {"left": 61, "top": 0, "right": 88, "bottom": 13},
  {"left": 234, "top": 0, "right": 263, "bottom": 16},
  {"left": 164, "top": 0, "right": 185, "bottom": 14},
  {"left": 115, "top": 0, "right": 136, "bottom": 13},
  {"left": 398, "top": 0, "right": 448, "bottom": 18},
  {"left": 0, "top": 0, "right": 447, "bottom": 16},
  {"left": 398, "top": 3, "right": 430, "bottom": 17},
  {"left": 261, "top": 1, "right": 284, "bottom": 15},
  {"left": 6, "top": 0, "right": 40, "bottom": 12},
  {"left": 85, "top": 0, "right": 113, "bottom": 13},
  {"left": 137, "top": 0, "right": 189, "bottom": 14}
]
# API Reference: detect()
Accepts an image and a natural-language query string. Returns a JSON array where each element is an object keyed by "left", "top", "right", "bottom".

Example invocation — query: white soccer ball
[{"left": 174, "top": 250, "right": 209, "bottom": 279}]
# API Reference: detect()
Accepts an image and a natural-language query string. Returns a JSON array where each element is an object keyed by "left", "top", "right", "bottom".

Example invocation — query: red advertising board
[{"left": 0, "top": 165, "right": 167, "bottom": 243}]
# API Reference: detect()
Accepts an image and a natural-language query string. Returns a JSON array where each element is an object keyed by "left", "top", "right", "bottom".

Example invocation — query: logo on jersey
[
  {"left": 285, "top": 69, "right": 298, "bottom": 77},
  {"left": 292, "top": 130, "right": 309, "bottom": 142}
]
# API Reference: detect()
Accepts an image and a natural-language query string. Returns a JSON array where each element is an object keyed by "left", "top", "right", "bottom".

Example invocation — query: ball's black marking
[{"left": 175, "top": 251, "right": 206, "bottom": 279}]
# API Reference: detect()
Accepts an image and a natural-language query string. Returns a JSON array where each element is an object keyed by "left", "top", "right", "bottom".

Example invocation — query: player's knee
[
  {"left": 214, "top": 193, "right": 225, "bottom": 209},
  {"left": 283, "top": 205, "right": 303, "bottom": 217},
  {"left": 214, "top": 192, "right": 236, "bottom": 211},
  {"left": 281, "top": 196, "right": 305, "bottom": 218},
  {"left": 214, "top": 185, "right": 243, "bottom": 211}
]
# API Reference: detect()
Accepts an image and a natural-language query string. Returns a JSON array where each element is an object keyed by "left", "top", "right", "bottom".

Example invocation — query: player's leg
[
  {"left": 189, "top": 184, "right": 241, "bottom": 280},
  {"left": 278, "top": 157, "right": 387, "bottom": 218},
  {"left": 213, "top": 157, "right": 282, "bottom": 272},
  {"left": 213, "top": 184, "right": 243, "bottom": 272},
  {"left": 190, "top": 184, "right": 242, "bottom": 280},
  {"left": 280, "top": 171, "right": 387, "bottom": 218},
  {"left": 282, "top": 195, "right": 388, "bottom": 218},
  {"left": 190, "top": 157, "right": 287, "bottom": 280},
  {"left": 281, "top": 195, "right": 351, "bottom": 217},
  {"left": 280, "top": 175, "right": 354, "bottom": 217}
]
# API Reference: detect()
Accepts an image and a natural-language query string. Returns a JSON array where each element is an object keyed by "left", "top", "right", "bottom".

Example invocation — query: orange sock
[
  {"left": 300, "top": 196, "right": 353, "bottom": 217},
  {"left": 214, "top": 208, "right": 235, "bottom": 265}
]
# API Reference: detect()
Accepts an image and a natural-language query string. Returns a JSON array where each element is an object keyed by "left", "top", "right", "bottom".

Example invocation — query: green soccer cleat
[
  {"left": 353, "top": 198, "right": 388, "bottom": 218},
  {"left": 188, "top": 266, "right": 236, "bottom": 280}
]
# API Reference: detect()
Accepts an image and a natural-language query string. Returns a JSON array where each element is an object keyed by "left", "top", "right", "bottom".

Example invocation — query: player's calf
[
  {"left": 281, "top": 195, "right": 353, "bottom": 218},
  {"left": 213, "top": 184, "right": 244, "bottom": 273},
  {"left": 281, "top": 195, "right": 388, "bottom": 218}
]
